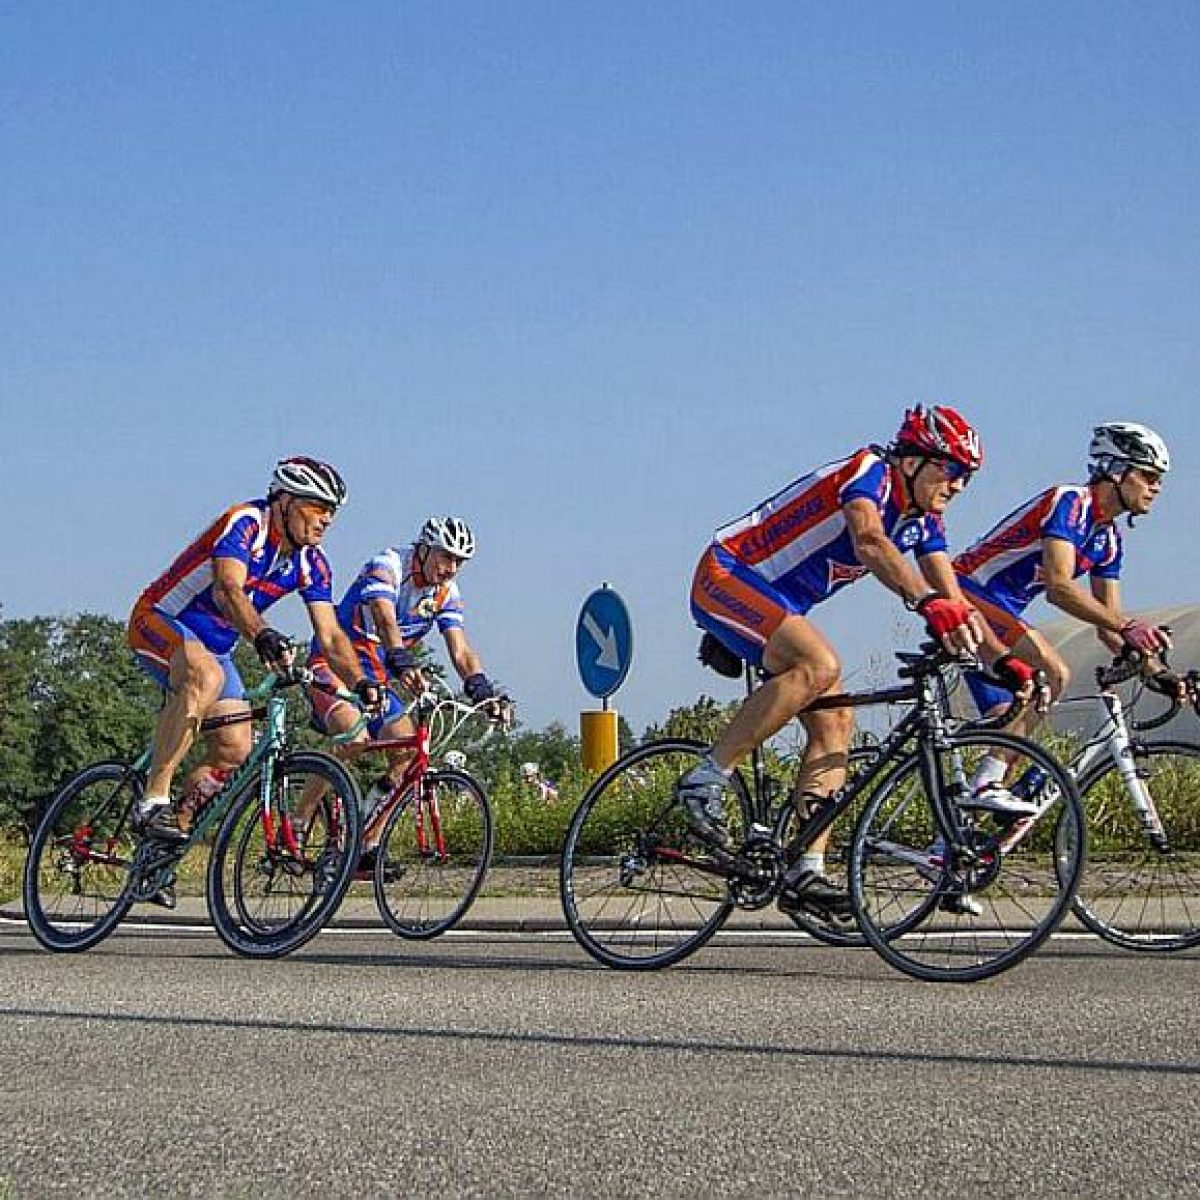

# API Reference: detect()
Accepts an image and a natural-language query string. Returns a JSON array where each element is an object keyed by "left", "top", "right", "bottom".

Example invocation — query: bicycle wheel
[
  {"left": 1071, "top": 740, "right": 1200, "bottom": 951},
  {"left": 207, "top": 751, "right": 362, "bottom": 958},
  {"left": 848, "top": 730, "right": 1084, "bottom": 983},
  {"left": 772, "top": 744, "right": 876, "bottom": 947},
  {"left": 375, "top": 769, "right": 494, "bottom": 939},
  {"left": 560, "top": 738, "right": 753, "bottom": 970},
  {"left": 23, "top": 761, "right": 141, "bottom": 952}
]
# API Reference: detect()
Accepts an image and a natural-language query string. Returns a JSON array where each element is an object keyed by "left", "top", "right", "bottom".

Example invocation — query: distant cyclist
[
  {"left": 306, "top": 517, "right": 504, "bottom": 870},
  {"left": 127, "top": 457, "right": 381, "bottom": 855},
  {"left": 678, "top": 405, "right": 1035, "bottom": 918},
  {"left": 954, "top": 421, "right": 1174, "bottom": 803}
]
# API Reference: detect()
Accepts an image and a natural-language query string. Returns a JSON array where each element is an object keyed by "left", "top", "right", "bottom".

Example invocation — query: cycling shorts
[
  {"left": 127, "top": 599, "right": 244, "bottom": 700},
  {"left": 689, "top": 543, "right": 807, "bottom": 667},
  {"left": 959, "top": 582, "right": 1031, "bottom": 651},
  {"left": 306, "top": 654, "right": 405, "bottom": 740}
]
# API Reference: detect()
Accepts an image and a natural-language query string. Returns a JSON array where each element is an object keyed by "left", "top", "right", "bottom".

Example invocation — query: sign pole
[{"left": 576, "top": 584, "right": 632, "bottom": 773}]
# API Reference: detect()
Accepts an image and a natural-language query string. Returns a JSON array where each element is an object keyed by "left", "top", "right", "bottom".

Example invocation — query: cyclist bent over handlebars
[
  {"left": 679, "top": 405, "right": 1037, "bottom": 918},
  {"left": 125, "top": 458, "right": 383, "bottom": 866}
]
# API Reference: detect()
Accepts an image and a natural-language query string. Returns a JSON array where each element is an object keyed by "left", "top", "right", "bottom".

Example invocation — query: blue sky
[{"left": 3, "top": 2, "right": 1197, "bottom": 733}]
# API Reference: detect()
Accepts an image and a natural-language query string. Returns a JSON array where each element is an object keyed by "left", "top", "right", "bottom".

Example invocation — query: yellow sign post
[{"left": 580, "top": 709, "right": 619, "bottom": 774}]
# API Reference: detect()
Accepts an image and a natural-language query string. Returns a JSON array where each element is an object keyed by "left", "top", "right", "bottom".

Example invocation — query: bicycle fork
[{"left": 1102, "top": 697, "right": 1169, "bottom": 851}]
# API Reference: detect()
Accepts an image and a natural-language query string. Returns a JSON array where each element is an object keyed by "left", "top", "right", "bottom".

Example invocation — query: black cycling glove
[
  {"left": 463, "top": 673, "right": 496, "bottom": 703},
  {"left": 254, "top": 627, "right": 292, "bottom": 667}
]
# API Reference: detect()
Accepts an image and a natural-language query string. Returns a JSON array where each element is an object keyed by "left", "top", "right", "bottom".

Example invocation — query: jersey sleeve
[
  {"left": 1090, "top": 528, "right": 1124, "bottom": 580},
  {"left": 212, "top": 512, "right": 263, "bottom": 566},
  {"left": 837, "top": 455, "right": 888, "bottom": 510},
  {"left": 298, "top": 548, "right": 335, "bottom": 605},
  {"left": 435, "top": 583, "right": 465, "bottom": 632},
  {"left": 1040, "top": 489, "right": 1087, "bottom": 543},
  {"left": 358, "top": 555, "right": 400, "bottom": 606}
]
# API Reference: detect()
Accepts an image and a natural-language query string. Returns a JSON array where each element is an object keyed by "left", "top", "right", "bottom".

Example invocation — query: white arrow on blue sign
[{"left": 575, "top": 585, "right": 633, "bottom": 700}]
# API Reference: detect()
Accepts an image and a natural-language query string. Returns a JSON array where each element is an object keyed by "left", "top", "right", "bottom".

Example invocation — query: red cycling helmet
[{"left": 891, "top": 404, "right": 984, "bottom": 471}]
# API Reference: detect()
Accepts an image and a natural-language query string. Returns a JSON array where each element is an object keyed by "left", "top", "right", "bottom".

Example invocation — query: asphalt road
[{"left": 2, "top": 922, "right": 1198, "bottom": 1198}]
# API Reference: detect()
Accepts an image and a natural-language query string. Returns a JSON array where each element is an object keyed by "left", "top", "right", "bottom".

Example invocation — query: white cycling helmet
[
  {"left": 418, "top": 516, "right": 476, "bottom": 560},
  {"left": 520, "top": 761, "right": 540, "bottom": 781},
  {"left": 444, "top": 750, "right": 467, "bottom": 771},
  {"left": 270, "top": 456, "right": 348, "bottom": 508},
  {"left": 1088, "top": 422, "right": 1171, "bottom": 479}
]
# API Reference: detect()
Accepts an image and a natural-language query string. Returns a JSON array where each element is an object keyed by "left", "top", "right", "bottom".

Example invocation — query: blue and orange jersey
[
  {"left": 323, "top": 546, "right": 464, "bottom": 680},
  {"left": 137, "top": 499, "right": 334, "bottom": 654},
  {"left": 713, "top": 447, "right": 948, "bottom": 608},
  {"left": 953, "top": 483, "right": 1123, "bottom": 616}
]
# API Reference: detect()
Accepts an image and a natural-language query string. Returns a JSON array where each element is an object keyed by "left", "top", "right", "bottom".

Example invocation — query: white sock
[
  {"left": 970, "top": 756, "right": 1007, "bottom": 792},
  {"left": 137, "top": 795, "right": 171, "bottom": 816},
  {"left": 798, "top": 852, "right": 826, "bottom": 876}
]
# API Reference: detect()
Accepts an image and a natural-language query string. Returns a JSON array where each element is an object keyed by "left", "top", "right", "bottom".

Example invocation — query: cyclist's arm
[
  {"left": 843, "top": 497, "right": 938, "bottom": 608},
  {"left": 308, "top": 602, "right": 365, "bottom": 691},
  {"left": 443, "top": 627, "right": 484, "bottom": 682},
  {"left": 212, "top": 556, "right": 272, "bottom": 642},
  {"left": 917, "top": 551, "right": 1004, "bottom": 660},
  {"left": 1090, "top": 576, "right": 1126, "bottom": 654},
  {"left": 1042, "top": 537, "right": 1127, "bottom": 636},
  {"left": 368, "top": 598, "right": 425, "bottom": 692}
]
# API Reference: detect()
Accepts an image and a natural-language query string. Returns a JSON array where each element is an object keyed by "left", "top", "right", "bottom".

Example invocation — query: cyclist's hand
[
  {"left": 353, "top": 678, "right": 386, "bottom": 713},
  {"left": 463, "top": 672, "right": 496, "bottom": 704},
  {"left": 1120, "top": 619, "right": 1172, "bottom": 657},
  {"left": 1145, "top": 668, "right": 1187, "bottom": 700},
  {"left": 254, "top": 627, "right": 294, "bottom": 671},
  {"left": 915, "top": 595, "right": 981, "bottom": 656},
  {"left": 993, "top": 654, "right": 1051, "bottom": 713},
  {"left": 485, "top": 694, "right": 515, "bottom": 729},
  {"left": 384, "top": 646, "right": 426, "bottom": 698}
]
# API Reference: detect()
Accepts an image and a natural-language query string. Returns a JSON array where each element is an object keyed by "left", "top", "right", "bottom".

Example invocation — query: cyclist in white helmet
[
  {"left": 306, "top": 516, "right": 505, "bottom": 870},
  {"left": 127, "top": 457, "right": 380, "bottom": 862},
  {"left": 954, "top": 421, "right": 1174, "bottom": 810}
]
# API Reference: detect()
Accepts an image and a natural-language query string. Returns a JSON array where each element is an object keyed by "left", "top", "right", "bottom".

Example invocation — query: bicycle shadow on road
[{"left": 2, "top": 1000, "right": 1198, "bottom": 1080}]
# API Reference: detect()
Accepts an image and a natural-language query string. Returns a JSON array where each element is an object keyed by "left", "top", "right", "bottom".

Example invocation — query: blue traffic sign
[{"left": 575, "top": 586, "right": 633, "bottom": 700}]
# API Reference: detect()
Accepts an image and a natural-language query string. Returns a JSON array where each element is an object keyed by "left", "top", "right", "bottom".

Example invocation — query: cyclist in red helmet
[
  {"left": 680, "top": 405, "right": 1034, "bottom": 918},
  {"left": 126, "top": 457, "right": 382, "bottom": 863}
]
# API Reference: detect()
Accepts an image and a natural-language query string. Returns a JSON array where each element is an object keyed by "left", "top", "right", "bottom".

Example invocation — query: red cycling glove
[
  {"left": 914, "top": 594, "right": 974, "bottom": 641},
  {"left": 1119, "top": 620, "right": 1172, "bottom": 656},
  {"left": 993, "top": 653, "right": 1035, "bottom": 693}
]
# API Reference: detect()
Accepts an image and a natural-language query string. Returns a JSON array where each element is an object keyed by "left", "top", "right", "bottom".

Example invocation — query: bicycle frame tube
[
  {"left": 360, "top": 722, "right": 433, "bottom": 844},
  {"left": 1069, "top": 690, "right": 1168, "bottom": 847}
]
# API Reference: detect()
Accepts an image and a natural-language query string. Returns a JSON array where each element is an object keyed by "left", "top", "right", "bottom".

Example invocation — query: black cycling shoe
[
  {"left": 136, "top": 806, "right": 189, "bottom": 845},
  {"left": 144, "top": 883, "right": 177, "bottom": 910},
  {"left": 777, "top": 870, "right": 854, "bottom": 921}
]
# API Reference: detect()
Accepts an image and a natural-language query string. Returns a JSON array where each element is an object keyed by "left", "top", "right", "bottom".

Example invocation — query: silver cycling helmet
[
  {"left": 270, "top": 456, "right": 348, "bottom": 508},
  {"left": 444, "top": 750, "right": 468, "bottom": 771},
  {"left": 418, "top": 516, "right": 476, "bottom": 560},
  {"left": 1088, "top": 422, "right": 1171, "bottom": 480}
]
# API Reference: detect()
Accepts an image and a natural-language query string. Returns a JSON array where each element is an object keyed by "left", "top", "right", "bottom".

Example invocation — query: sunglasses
[{"left": 930, "top": 457, "right": 974, "bottom": 484}]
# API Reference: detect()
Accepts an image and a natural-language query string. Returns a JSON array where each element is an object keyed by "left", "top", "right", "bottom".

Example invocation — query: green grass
[{"left": 0, "top": 836, "right": 24, "bottom": 905}]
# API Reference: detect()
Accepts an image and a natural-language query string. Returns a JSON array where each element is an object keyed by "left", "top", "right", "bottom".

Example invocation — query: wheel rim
[
  {"left": 561, "top": 740, "right": 747, "bottom": 969},
  {"left": 376, "top": 771, "right": 492, "bottom": 938},
  {"left": 852, "top": 732, "right": 1083, "bottom": 982},
  {"left": 25, "top": 765, "right": 139, "bottom": 948},
  {"left": 1073, "top": 743, "right": 1200, "bottom": 950}
]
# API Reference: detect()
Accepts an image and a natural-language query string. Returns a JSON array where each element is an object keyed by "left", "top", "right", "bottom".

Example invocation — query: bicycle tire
[
  {"left": 23, "top": 761, "right": 141, "bottom": 953},
  {"left": 1071, "top": 739, "right": 1200, "bottom": 952},
  {"left": 560, "top": 738, "right": 753, "bottom": 970},
  {"left": 375, "top": 768, "right": 494, "bottom": 939},
  {"left": 207, "top": 751, "right": 362, "bottom": 958},
  {"left": 848, "top": 729, "right": 1084, "bottom": 983}
]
